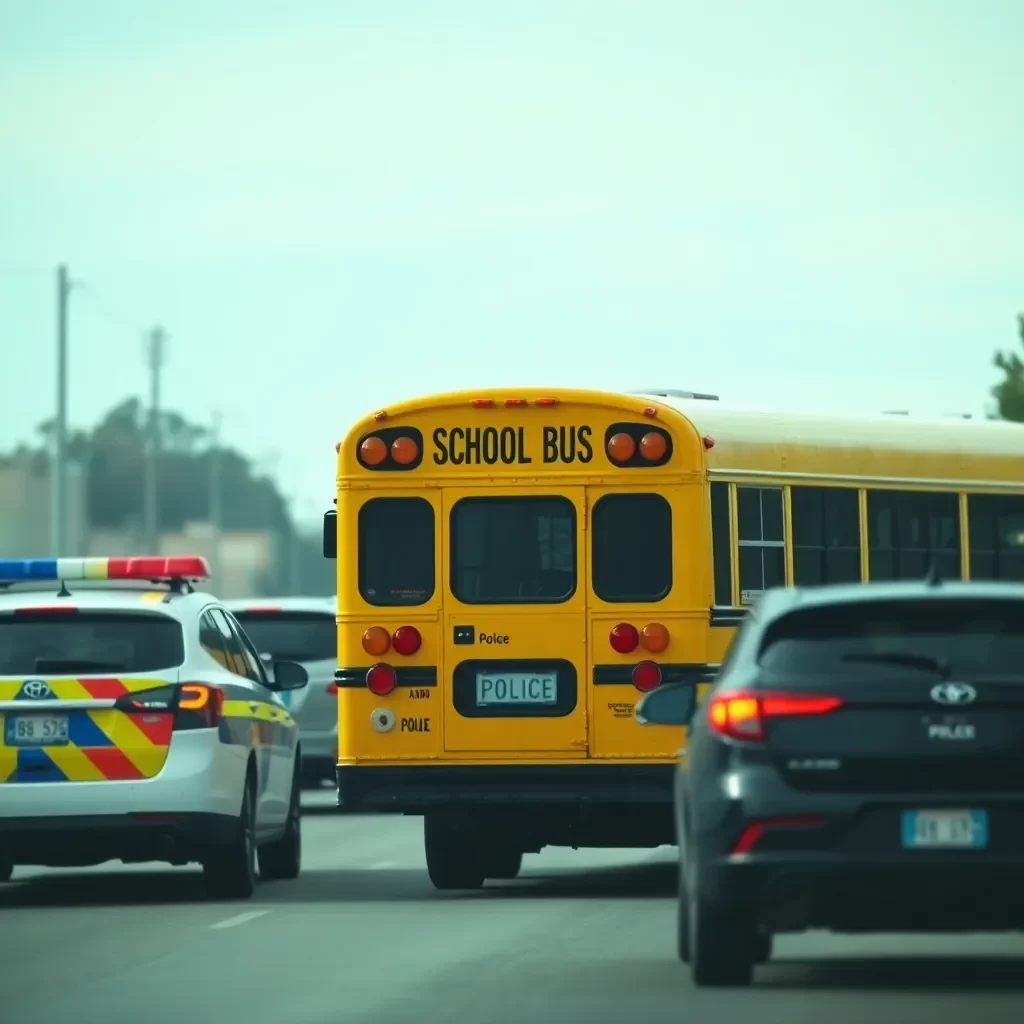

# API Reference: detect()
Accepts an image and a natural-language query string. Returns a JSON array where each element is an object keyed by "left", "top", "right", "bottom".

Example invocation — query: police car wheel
[
  {"left": 203, "top": 774, "right": 257, "bottom": 900},
  {"left": 258, "top": 762, "right": 302, "bottom": 881},
  {"left": 424, "top": 815, "right": 485, "bottom": 891},
  {"left": 484, "top": 847, "right": 522, "bottom": 880},
  {"left": 0, "top": 858, "right": 13, "bottom": 883},
  {"left": 689, "top": 883, "right": 755, "bottom": 987}
]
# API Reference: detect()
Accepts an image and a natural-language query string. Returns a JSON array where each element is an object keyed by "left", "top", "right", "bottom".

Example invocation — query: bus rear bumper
[{"left": 336, "top": 763, "right": 677, "bottom": 847}]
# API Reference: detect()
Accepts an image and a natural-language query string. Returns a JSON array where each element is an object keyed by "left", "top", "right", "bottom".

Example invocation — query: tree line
[{"left": 1, "top": 398, "right": 332, "bottom": 595}]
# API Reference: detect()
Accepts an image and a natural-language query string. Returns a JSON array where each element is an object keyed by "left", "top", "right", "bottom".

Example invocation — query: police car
[{"left": 0, "top": 556, "right": 309, "bottom": 899}]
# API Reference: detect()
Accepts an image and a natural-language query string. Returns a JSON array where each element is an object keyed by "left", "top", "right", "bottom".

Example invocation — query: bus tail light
[
  {"left": 366, "top": 663, "right": 397, "bottom": 696},
  {"left": 391, "top": 436, "right": 419, "bottom": 465},
  {"left": 632, "top": 661, "right": 662, "bottom": 692},
  {"left": 535, "top": 397, "right": 559, "bottom": 406},
  {"left": 708, "top": 691, "right": 845, "bottom": 742},
  {"left": 360, "top": 436, "right": 387, "bottom": 466},
  {"left": 639, "top": 431, "right": 667, "bottom": 461},
  {"left": 640, "top": 622, "right": 669, "bottom": 653},
  {"left": 609, "top": 622, "right": 639, "bottom": 654},
  {"left": 392, "top": 625, "right": 422, "bottom": 656},
  {"left": 362, "top": 626, "right": 391, "bottom": 656},
  {"left": 606, "top": 432, "right": 636, "bottom": 463}
]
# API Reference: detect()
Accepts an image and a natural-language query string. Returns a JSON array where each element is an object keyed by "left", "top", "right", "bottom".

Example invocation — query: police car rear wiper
[
  {"left": 838, "top": 651, "right": 949, "bottom": 676},
  {"left": 35, "top": 659, "right": 126, "bottom": 673}
]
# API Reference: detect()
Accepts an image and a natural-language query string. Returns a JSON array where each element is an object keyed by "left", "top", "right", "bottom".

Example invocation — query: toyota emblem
[
  {"left": 18, "top": 678, "right": 54, "bottom": 700},
  {"left": 929, "top": 682, "right": 977, "bottom": 706}
]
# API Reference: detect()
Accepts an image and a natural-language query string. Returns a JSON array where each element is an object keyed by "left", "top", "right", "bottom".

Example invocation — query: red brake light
[
  {"left": 15, "top": 606, "right": 78, "bottom": 614},
  {"left": 708, "top": 690, "right": 844, "bottom": 742},
  {"left": 609, "top": 622, "right": 639, "bottom": 654},
  {"left": 732, "top": 815, "right": 824, "bottom": 855},
  {"left": 471, "top": 398, "right": 494, "bottom": 407},
  {"left": 366, "top": 663, "right": 397, "bottom": 696},
  {"left": 632, "top": 661, "right": 662, "bottom": 692},
  {"left": 326, "top": 682, "right": 338, "bottom": 694},
  {"left": 392, "top": 625, "right": 421, "bottom": 656}
]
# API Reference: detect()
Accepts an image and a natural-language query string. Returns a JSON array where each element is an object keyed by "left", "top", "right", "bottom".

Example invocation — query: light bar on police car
[{"left": 0, "top": 555, "right": 211, "bottom": 582}]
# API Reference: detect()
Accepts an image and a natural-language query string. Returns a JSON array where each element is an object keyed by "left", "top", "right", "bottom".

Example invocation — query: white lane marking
[
  {"left": 210, "top": 910, "right": 270, "bottom": 929},
  {"left": 369, "top": 860, "right": 395, "bottom": 870}
]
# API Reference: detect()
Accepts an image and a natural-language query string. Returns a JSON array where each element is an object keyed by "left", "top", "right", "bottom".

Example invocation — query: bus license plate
[
  {"left": 901, "top": 809, "right": 988, "bottom": 849},
  {"left": 5, "top": 713, "right": 71, "bottom": 746},
  {"left": 475, "top": 672, "right": 557, "bottom": 707}
]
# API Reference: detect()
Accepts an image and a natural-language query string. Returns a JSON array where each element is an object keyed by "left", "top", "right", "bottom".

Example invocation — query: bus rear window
[
  {"left": 0, "top": 612, "right": 185, "bottom": 675},
  {"left": 592, "top": 493, "right": 672, "bottom": 602},
  {"left": 358, "top": 497, "right": 435, "bottom": 606},
  {"left": 451, "top": 496, "right": 576, "bottom": 604}
]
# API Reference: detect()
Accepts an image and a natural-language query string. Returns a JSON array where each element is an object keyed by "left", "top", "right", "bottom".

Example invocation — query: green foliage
[
  {"left": 992, "top": 315, "right": 1024, "bottom": 422},
  {"left": 36, "top": 397, "right": 287, "bottom": 533}
]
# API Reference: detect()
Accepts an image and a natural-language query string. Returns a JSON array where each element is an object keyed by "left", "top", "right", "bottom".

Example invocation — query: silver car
[{"left": 227, "top": 597, "right": 337, "bottom": 787}]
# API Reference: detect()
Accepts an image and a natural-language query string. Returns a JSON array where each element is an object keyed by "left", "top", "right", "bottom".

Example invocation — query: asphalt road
[{"left": 2, "top": 789, "right": 1023, "bottom": 1024}]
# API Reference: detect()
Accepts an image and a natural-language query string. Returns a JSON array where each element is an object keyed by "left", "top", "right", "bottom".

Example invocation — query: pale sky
[{"left": 2, "top": 0, "right": 1021, "bottom": 526}]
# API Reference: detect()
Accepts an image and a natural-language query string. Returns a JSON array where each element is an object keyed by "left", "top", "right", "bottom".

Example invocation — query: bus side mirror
[
  {"left": 635, "top": 682, "right": 697, "bottom": 727},
  {"left": 323, "top": 509, "right": 337, "bottom": 559}
]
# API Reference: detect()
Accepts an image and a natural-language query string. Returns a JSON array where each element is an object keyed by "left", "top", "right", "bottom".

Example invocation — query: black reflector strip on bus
[
  {"left": 592, "top": 662, "right": 718, "bottom": 685},
  {"left": 333, "top": 666, "right": 437, "bottom": 688},
  {"left": 710, "top": 606, "right": 748, "bottom": 627}
]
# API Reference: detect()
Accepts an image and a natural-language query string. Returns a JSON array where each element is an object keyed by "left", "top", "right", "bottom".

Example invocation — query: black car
[{"left": 637, "top": 579, "right": 1024, "bottom": 987}]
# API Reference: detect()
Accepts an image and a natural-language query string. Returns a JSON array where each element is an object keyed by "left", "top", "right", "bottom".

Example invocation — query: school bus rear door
[{"left": 441, "top": 485, "right": 588, "bottom": 757}]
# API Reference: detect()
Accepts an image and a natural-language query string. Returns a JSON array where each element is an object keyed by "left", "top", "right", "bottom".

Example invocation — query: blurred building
[{"left": 0, "top": 455, "right": 87, "bottom": 557}]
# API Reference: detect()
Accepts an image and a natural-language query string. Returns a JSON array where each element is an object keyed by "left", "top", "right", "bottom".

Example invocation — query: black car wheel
[{"left": 689, "top": 877, "right": 756, "bottom": 987}]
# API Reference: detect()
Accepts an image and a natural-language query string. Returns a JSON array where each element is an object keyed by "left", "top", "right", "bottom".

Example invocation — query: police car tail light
[
  {"left": 366, "top": 663, "right": 396, "bottom": 696},
  {"left": 609, "top": 622, "right": 639, "bottom": 653},
  {"left": 391, "top": 625, "right": 421, "bottom": 656},
  {"left": 362, "top": 626, "right": 391, "bottom": 656},
  {"left": 708, "top": 690, "right": 844, "bottom": 742},
  {"left": 631, "top": 661, "right": 662, "bottom": 692},
  {"left": 174, "top": 683, "right": 224, "bottom": 729}
]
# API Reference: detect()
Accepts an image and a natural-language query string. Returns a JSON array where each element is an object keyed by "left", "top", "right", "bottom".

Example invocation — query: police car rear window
[
  {"left": 0, "top": 612, "right": 185, "bottom": 675},
  {"left": 233, "top": 612, "right": 335, "bottom": 662},
  {"left": 757, "top": 598, "right": 1024, "bottom": 678}
]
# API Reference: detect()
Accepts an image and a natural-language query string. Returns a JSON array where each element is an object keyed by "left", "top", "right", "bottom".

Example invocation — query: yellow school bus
[{"left": 323, "top": 387, "right": 1024, "bottom": 889}]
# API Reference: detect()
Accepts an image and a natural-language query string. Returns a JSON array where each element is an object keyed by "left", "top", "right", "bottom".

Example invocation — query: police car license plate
[
  {"left": 901, "top": 809, "right": 988, "bottom": 849},
  {"left": 5, "top": 713, "right": 70, "bottom": 746},
  {"left": 475, "top": 672, "right": 557, "bottom": 707}
]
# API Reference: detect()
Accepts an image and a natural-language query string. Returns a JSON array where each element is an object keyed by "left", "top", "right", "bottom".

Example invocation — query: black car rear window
[
  {"left": 0, "top": 612, "right": 185, "bottom": 675},
  {"left": 757, "top": 599, "right": 1024, "bottom": 678},
  {"left": 233, "top": 613, "right": 335, "bottom": 662}
]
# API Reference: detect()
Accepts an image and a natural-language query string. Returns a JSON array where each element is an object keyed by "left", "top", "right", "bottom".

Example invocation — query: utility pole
[
  {"left": 50, "top": 265, "right": 71, "bottom": 556},
  {"left": 142, "top": 327, "right": 167, "bottom": 553},
  {"left": 208, "top": 410, "right": 223, "bottom": 586}
]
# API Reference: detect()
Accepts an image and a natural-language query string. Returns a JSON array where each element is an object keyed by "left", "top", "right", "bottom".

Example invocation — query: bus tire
[
  {"left": 484, "top": 848, "right": 522, "bottom": 880},
  {"left": 424, "top": 815, "right": 485, "bottom": 891}
]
